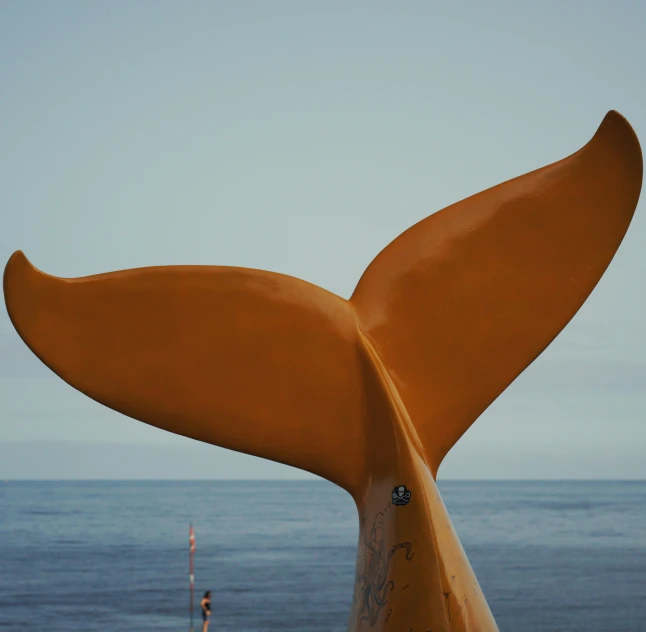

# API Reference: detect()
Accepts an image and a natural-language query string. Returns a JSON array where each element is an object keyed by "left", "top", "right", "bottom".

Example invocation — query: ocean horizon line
[{"left": 3, "top": 477, "right": 646, "bottom": 483}]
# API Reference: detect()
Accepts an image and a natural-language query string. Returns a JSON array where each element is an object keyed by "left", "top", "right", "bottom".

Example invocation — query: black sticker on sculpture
[{"left": 392, "top": 485, "right": 411, "bottom": 506}]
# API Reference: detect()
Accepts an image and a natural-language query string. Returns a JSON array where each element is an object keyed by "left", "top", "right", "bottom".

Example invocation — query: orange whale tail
[{"left": 3, "top": 110, "right": 642, "bottom": 631}]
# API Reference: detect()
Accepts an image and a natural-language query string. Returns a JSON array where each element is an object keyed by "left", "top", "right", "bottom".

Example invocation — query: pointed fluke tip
[
  {"left": 6, "top": 249, "right": 27, "bottom": 268},
  {"left": 5, "top": 250, "right": 31, "bottom": 272},
  {"left": 3, "top": 250, "right": 36, "bottom": 291},
  {"left": 3, "top": 250, "right": 43, "bottom": 323},
  {"left": 600, "top": 110, "right": 631, "bottom": 133},
  {"left": 593, "top": 110, "right": 643, "bottom": 167}
]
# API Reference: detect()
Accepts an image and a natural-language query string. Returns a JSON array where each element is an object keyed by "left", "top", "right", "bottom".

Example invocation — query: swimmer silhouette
[{"left": 3, "top": 111, "right": 642, "bottom": 631}]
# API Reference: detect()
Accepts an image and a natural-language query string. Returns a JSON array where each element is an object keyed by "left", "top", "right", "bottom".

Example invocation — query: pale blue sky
[{"left": 1, "top": 2, "right": 645, "bottom": 479}]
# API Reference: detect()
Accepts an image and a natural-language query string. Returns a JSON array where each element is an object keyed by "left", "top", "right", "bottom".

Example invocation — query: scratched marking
[{"left": 353, "top": 510, "right": 415, "bottom": 627}]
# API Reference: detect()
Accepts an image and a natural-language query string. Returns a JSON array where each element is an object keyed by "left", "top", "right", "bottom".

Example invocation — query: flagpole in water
[{"left": 189, "top": 523, "right": 195, "bottom": 632}]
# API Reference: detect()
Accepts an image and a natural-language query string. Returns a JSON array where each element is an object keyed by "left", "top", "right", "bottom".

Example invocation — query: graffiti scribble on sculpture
[{"left": 353, "top": 511, "right": 415, "bottom": 626}]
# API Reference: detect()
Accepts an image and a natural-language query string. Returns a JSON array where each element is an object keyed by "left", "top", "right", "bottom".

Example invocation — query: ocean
[{"left": 0, "top": 480, "right": 644, "bottom": 631}]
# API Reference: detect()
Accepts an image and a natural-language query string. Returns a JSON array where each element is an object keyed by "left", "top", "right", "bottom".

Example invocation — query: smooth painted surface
[{"left": 3, "top": 112, "right": 642, "bottom": 630}]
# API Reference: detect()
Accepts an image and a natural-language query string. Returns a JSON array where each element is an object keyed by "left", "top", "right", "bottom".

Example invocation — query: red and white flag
[{"left": 189, "top": 523, "right": 196, "bottom": 629}]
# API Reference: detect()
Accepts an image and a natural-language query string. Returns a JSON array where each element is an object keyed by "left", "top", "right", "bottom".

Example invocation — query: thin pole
[{"left": 189, "top": 523, "right": 195, "bottom": 632}]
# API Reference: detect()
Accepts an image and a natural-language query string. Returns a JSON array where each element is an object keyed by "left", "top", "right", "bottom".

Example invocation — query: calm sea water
[{"left": 0, "top": 480, "right": 645, "bottom": 631}]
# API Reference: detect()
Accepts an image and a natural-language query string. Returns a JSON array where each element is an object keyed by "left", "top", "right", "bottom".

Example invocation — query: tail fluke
[
  {"left": 3, "top": 255, "right": 368, "bottom": 494},
  {"left": 3, "top": 111, "right": 642, "bottom": 487},
  {"left": 351, "top": 110, "right": 642, "bottom": 475}
]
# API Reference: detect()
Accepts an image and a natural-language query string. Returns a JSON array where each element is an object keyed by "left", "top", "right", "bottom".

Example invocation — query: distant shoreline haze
[{"left": 1, "top": 441, "right": 644, "bottom": 480}]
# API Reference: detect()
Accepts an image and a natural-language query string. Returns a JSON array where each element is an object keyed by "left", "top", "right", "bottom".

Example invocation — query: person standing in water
[{"left": 200, "top": 591, "right": 212, "bottom": 631}]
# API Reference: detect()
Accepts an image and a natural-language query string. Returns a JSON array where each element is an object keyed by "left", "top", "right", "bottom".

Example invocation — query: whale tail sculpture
[{"left": 3, "top": 111, "right": 642, "bottom": 631}]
